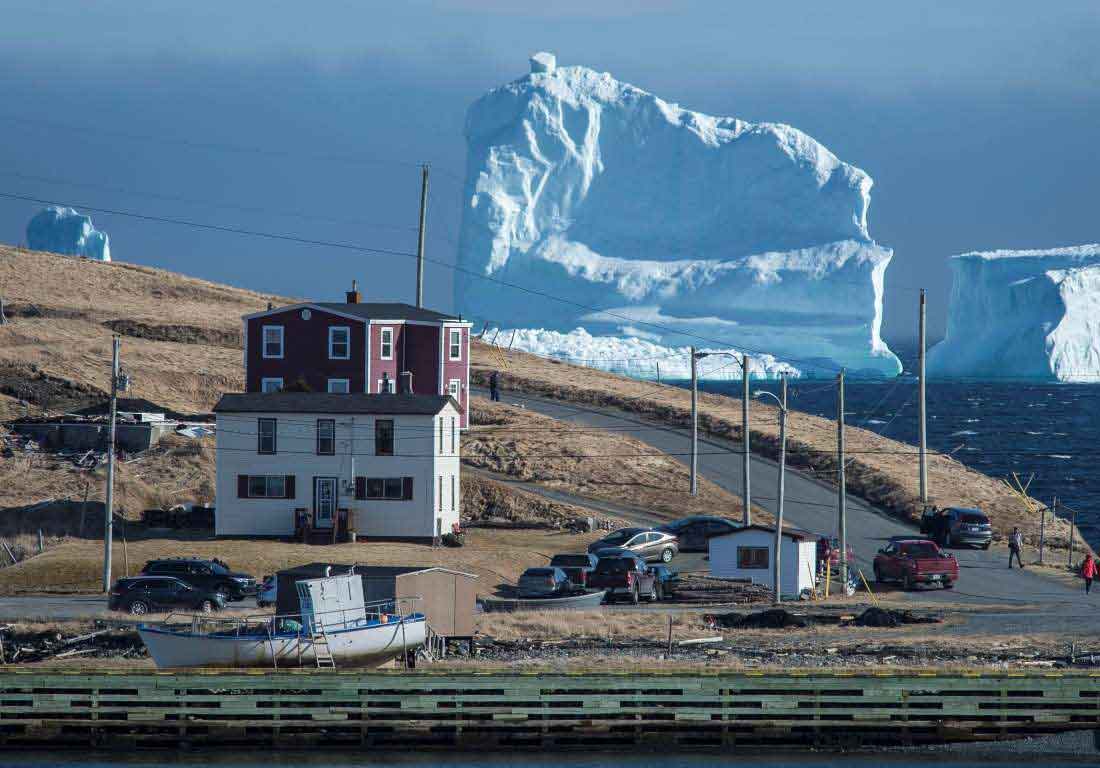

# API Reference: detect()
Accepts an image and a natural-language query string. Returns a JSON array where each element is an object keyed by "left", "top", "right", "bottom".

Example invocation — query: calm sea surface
[
  {"left": 5, "top": 755, "right": 1094, "bottom": 768},
  {"left": 670, "top": 345, "right": 1100, "bottom": 549}
]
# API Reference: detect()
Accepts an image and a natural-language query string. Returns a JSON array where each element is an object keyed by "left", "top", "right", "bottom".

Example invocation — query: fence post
[{"left": 1039, "top": 502, "right": 1046, "bottom": 566}]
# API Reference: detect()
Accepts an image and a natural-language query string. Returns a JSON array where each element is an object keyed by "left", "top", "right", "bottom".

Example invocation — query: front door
[{"left": 313, "top": 477, "right": 338, "bottom": 528}]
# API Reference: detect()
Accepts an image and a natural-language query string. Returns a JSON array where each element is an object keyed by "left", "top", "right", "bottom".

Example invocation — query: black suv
[
  {"left": 140, "top": 558, "right": 257, "bottom": 601},
  {"left": 109, "top": 576, "right": 226, "bottom": 615}
]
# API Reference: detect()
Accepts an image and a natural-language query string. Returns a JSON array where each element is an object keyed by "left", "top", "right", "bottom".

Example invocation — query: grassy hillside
[{"left": 0, "top": 245, "right": 1084, "bottom": 553}]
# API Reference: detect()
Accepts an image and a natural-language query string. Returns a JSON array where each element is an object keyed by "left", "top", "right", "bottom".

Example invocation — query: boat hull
[{"left": 138, "top": 617, "right": 426, "bottom": 669}]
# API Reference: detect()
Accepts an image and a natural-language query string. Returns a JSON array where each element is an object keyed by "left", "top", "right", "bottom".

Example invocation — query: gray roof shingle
[
  {"left": 214, "top": 392, "right": 459, "bottom": 415},
  {"left": 313, "top": 302, "right": 461, "bottom": 323}
]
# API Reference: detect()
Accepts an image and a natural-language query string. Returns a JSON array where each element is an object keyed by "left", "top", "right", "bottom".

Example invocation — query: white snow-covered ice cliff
[
  {"left": 455, "top": 53, "right": 900, "bottom": 379},
  {"left": 26, "top": 206, "right": 111, "bottom": 262},
  {"left": 928, "top": 245, "right": 1100, "bottom": 382}
]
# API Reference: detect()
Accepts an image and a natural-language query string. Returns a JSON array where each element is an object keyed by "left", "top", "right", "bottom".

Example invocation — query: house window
[
  {"left": 261, "top": 378, "right": 283, "bottom": 393},
  {"left": 262, "top": 325, "right": 284, "bottom": 359},
  {"left": 448, "top": 379, "right": 460, "bottom": 398},
  {"left": 316, "top": 419, "right": 335, "bottom": 455},
  {"left": 328, "top": 326, "right": 350, "bottom": 360},
  {"left": 258, "top": 418, "right": 277, "bottom": 455},
  {"left": 327, "top": 378, "right": 350, "bottom": 394},
  {"left": 377, "top": 378, "right": 395, "bottom": 394},
  {"left": 449, "top": 329, "right": 462, "bottom": 360},
  {"left": 243, "top": 475, "right": 289, "bottom": 499},
  {"left": 375, "top": 419, "right": 394, "bottom": 456},
  {"left": 737, "top": 546, "right": 770, "bottom": 570},
  {"left": 379, "top": 327, "right": 393, "bottom": 360},
  {"left": 357, "top": 477, "right": 412, "bottom": 500}
]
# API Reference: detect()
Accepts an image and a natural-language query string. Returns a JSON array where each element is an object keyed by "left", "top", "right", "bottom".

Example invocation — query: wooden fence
[{"left": 0, "top": 669, "right": 1098, "bottom": 749}]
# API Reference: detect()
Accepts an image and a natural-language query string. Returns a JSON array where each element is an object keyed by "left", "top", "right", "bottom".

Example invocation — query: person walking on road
[
  {"left": 1082, "top": 553, "right": 1097, "bottom": 594},
  {"left": 1008, "top": 527, "right": 1025, "bottom": 568},
  {"left": 489, "top": 370, "right": 501, "bottom": 402}
]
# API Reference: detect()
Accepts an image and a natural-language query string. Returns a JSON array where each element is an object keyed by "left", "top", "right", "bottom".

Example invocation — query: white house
[
  {"left": 708, "top": 525, "right": 817, "bottom": 597},
  {"left": 213, "top": 392, "right": 462, "bottom": 541}
]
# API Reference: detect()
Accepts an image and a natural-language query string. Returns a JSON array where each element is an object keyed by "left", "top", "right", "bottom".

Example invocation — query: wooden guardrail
[{"left": 0, "top": 669, "right": 1097, "bottom": 749}]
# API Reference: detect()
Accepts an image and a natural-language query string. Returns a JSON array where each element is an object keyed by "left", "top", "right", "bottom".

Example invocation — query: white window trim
[
  {"left": 260, "top": 377, "right": 283, "bottom": 393},
  {"left": 327, "top": 378, "right": 351, "bottom": 394},
  {"left": 448, "top": 379, "right": 460, "bottom": 398},
  {"left": 448, "top": 328, "right": 462, "bottom": 360},
  {"left": 328, "top": 326, "right": 351, "bottom": 360},
  {"left": 376, "top": 378, "right": 395, "bottom": 394},
  {"left": 261, "top": 325, "right": 284, "bottom": 359},
  {"left": 380, "top": 327, "right": 394, "bottom": 360}
]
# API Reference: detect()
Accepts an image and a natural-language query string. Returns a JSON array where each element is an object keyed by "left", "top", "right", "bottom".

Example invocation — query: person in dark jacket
[
  {"left": 1008, "top": 527, "right": 1025, "bottom": 568},
  {"left": 489, "top": 370, "right": 500, "bottom": 402}
]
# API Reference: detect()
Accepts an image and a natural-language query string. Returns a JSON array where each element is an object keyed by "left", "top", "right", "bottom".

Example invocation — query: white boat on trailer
[{"left": 138, "top": 571, "right": 426, "bottom": 669}]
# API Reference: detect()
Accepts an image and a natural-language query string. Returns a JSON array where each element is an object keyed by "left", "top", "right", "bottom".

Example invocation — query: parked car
[
  {"left": 256, "top": 575, "right": 277, "bottom": 608},
  {"left": 873, "top": 539, "right": 959, "bottom": 590},
  {"left": 647, "top": 564, "right": 679, "bottom": 600},
  {"left": 586, "top": 528, "right": 679, "bottom": 563},
  {"left": 140, "top": 558, "right": 258, "bottom": 601},
  {"left": 517, "top": 567, "right": 574, "bottom": 598},
  {"left": 920, "top": 506, "right": 992, "bottom": 549},
  {"left": 549, "top": 554, "right": 600, "bottom": 589},
  {"left": 108, "top": 576, "right": 227, "bottom": 615},
  {"left": 657, "top": 516, "right": 739, "bottom": 552},
  {"left": 589, "top": 554, "right": 659, "bottom": 604}
]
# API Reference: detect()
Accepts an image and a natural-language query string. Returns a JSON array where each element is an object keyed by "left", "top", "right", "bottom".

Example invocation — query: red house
[{"left": 242, "top": 283, "right": 472, "bottom": 427}]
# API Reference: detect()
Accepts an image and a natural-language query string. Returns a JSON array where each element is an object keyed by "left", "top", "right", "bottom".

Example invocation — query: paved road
[{"left": 476, "top": 387, "right": 1082, "bottom": 610}]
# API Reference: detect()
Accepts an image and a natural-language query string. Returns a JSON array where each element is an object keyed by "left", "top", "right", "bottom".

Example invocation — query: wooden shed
[{"left": 275, "top": 563, "right": 478, "bottom": 638}]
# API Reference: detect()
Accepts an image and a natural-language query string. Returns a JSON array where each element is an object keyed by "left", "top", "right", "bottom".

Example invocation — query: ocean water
[{"left": 682, "top": 348, "right": 1099, "bottom": 550}]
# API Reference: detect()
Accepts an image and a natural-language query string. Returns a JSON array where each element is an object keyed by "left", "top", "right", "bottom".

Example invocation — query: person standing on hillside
[
  {"left": 1008, "top": 527, "right": 1025, "bottom": 568},
  {"left": 489, "top": 370, "right": 501, "bottom": 402},
  {"left": 1081, "top": 554, "right": 1097, "bottom": 594}
]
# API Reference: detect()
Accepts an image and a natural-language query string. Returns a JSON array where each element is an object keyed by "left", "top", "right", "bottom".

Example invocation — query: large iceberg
[
  {"left": 928, "top": 245, "right": 1100, "bottom": 382},
  {"left": 26, "top": 206, "right": 111, "bottom": 262},
  {"left": 455, "top": 53, "right": 900, "bottom": 378}
]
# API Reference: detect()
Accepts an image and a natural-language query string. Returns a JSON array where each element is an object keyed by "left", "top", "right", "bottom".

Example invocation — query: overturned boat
[{"left": 138, "top": 571, "right": 426, "bottom": 669}]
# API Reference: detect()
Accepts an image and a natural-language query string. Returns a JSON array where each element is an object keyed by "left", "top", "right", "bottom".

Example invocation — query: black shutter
[
  {"left": 403, "top": 477, "right": 413, "bottom": 500},
  {"left": 285, "top": 475, "right": 296, "bottom": 500},
  {"left": 355, "top": 477, "right": 366, "bottom": 500},
  {"left": 237, "top": 475, "right": 249, "bottom": 498}
]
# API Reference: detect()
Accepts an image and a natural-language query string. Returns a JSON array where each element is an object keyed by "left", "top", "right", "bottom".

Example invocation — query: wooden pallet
[{"left": 0, "top": 669, "right": 1096, "bottom": 749}]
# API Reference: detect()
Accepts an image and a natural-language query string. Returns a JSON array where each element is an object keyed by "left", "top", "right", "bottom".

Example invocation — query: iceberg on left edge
[{"left": 27, "top": 206, "right": 111, "bottom": 262}]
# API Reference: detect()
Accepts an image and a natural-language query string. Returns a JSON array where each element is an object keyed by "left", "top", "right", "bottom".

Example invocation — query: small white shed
[{"left": 708, "top": 525, "right": 817, "bottom": 597}]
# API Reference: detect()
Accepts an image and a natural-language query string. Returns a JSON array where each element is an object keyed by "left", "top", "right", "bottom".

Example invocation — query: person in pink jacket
[{"left": 1082, "top": 554, "right": 1097, "bottom": 595}]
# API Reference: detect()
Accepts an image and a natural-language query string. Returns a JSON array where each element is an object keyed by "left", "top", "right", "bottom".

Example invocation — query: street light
[
  {"left": 753, "top": 374, "right": 788, "bottom": 605},
  {"left": 691, "top": 350, "right": 752, "bottom": 525}
]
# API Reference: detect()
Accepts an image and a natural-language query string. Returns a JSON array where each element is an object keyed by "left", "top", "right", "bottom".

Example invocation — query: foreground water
[
  {"left": 672, "top": 369, "right": 1099, "bottom": 549},
  {"left": 7, "top": 755, "right": 1097, "bottom": 768}
]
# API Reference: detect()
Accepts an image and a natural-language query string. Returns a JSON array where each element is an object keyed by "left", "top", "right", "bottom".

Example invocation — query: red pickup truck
[{"left": 873, "top": 539, "right": 959, "bottom": 590}]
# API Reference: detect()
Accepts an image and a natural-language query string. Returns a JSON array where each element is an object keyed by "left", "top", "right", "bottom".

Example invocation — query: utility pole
[
  {"left": 773, "top": 374, "right": 788, "bottom": 605},
  {"left": 415, "top": 163, "right": 430, "bottom": 308},
  {"left": 837, "top": 368, "right": 848, "bottom": 587},
  {"left": 918, "top": 288, "right": 928, "bottom": 504},
  {"left": 690, "top": 346, "right": 698, "bottom": 496},
  {"left": 742, "top": 354, "right": 751, "bottom": 526},
  {"left": 102, "top": 335, "right": 121, "bottom": 592}
]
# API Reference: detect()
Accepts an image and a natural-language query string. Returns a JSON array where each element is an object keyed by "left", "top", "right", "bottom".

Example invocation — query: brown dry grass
[
  {"left": 472, "top": 341, "right": 1087, "bottom": 552},
  {"left": 0, "top": 526, "right": 602, "bottom": 596},
  {"left": 466, "top": 398, "right": 769, "bottom": 525}
]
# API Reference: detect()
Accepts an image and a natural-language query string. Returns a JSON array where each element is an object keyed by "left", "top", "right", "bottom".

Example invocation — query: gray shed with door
[{"left": 275, "top": 563, "right": 478, "bottom": 638}]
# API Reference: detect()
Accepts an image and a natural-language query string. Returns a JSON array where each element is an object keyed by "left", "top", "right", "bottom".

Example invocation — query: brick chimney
[
  {"left": 346, "top": 280, "right": 361, "bottom": 304},
  {"left": 399, "top": 371, "right": 414, "bottom": 395}
]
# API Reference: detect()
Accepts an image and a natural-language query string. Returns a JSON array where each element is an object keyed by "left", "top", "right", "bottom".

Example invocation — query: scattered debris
[
  {"left": 0, "top": 624, "right": 145, "bottom": 664},
  {"left": 844, "top": 607, "right": 943, "bottom": 628},
  {"left": 705, "top": 609, "right": 811, "bottom": 630}
]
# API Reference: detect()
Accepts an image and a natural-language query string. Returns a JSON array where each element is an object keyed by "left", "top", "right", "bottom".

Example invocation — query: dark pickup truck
[
  {"left": 589, "top": 554, "right": 659, "bottom": 604},
  {"left": 873, "top": 539, "right": 959, "bottom": 590},
  {"left": 549, "top": 553, "right": 600, "bottom": 590}
]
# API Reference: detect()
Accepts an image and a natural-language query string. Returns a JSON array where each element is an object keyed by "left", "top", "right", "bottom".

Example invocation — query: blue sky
[{"left": 1, "top": 1, "right": 1097, "bottom": 340}]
